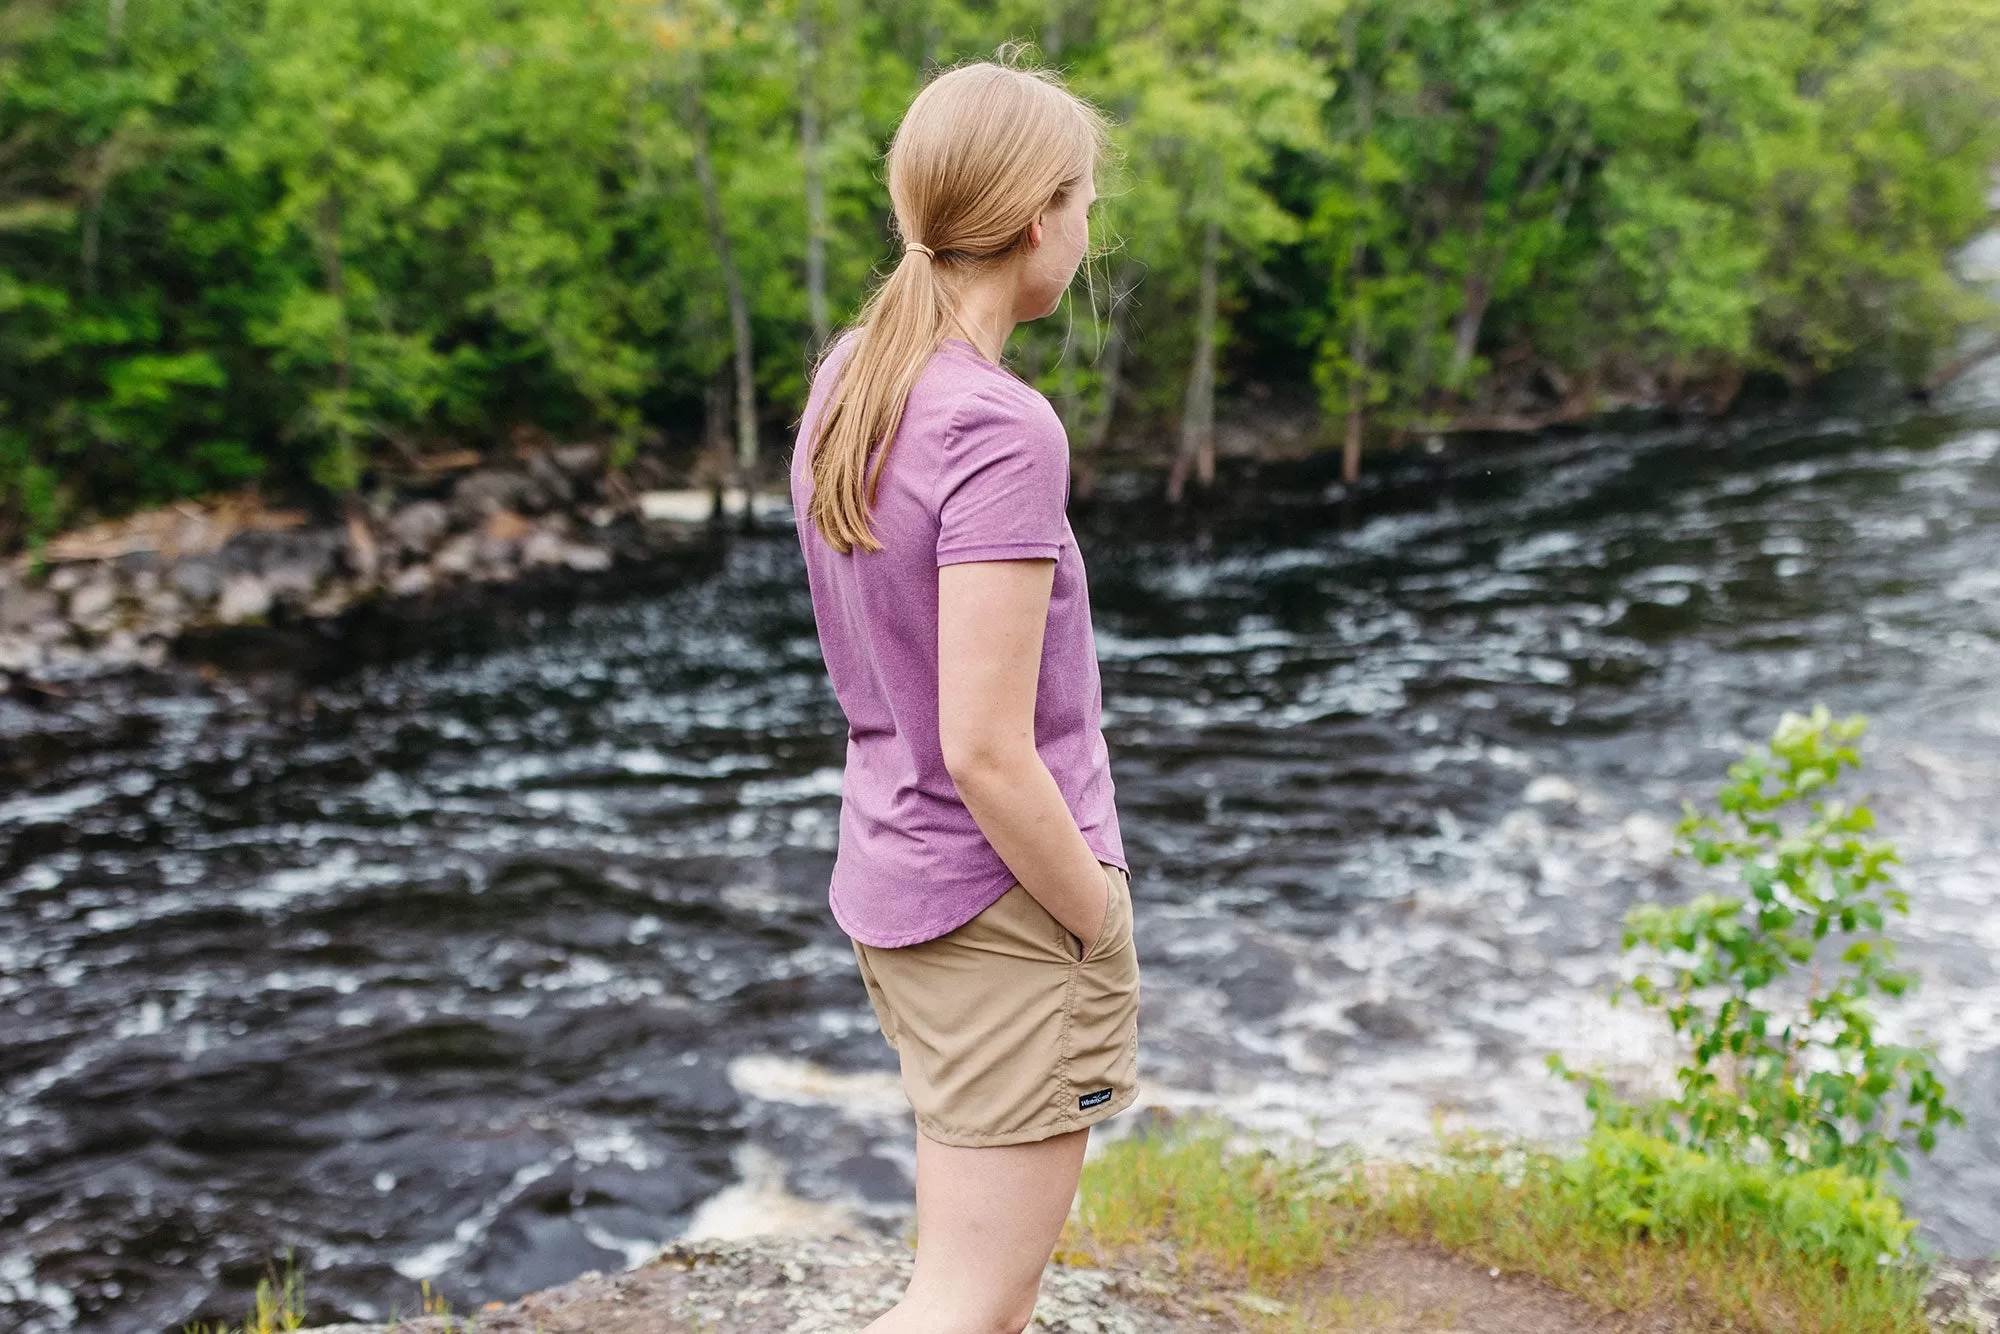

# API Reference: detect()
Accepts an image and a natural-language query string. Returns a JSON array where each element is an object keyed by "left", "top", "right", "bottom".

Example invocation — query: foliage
[
  {"left": 1557, "top": 1125, "right": 1915, "bottom": 1271},
  {"left": 4, "top": 0, "right": 1998, "bottom": 546},
  {"left": 1552, "top": 706, "right": 1965, "bottom": 1182}
]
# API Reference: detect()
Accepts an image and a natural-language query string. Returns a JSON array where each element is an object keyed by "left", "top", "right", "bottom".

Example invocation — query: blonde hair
[{"left": 802, "top": 53, "right": 1114, "bottom": 554}]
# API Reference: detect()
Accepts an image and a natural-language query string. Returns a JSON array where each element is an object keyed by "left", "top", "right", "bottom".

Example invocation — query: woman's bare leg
[{"left": 861, "top": 1124, "right": 1090, "bottom": 1334}]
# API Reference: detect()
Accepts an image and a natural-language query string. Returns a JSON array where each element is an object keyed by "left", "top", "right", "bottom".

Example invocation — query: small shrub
[
  {"left": 1553, "top": 704, "right": 1963, "bottom": 1181},
  {"left": 1559, "top": 1126, "right": 1916, "bottom": 1270}
]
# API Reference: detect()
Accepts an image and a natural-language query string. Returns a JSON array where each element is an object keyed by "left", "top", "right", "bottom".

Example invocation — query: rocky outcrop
[
  {"left": 289, "top": 1231, "right": 1999, "bottom": 1334},
  {"left": 297, "top": 1232, "right": 1214, "bottom": 1334},
  {"left": 0, "top": 447, "right": 778, "bottom": 685},
  {"left": 1927, "top": 1258, "right": 2000, "bottom": 1334}
]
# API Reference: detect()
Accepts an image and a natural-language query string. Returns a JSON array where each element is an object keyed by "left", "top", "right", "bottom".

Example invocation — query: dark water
[{"left": 5, "top": 388, "right": 2000, "bottom": 1332}]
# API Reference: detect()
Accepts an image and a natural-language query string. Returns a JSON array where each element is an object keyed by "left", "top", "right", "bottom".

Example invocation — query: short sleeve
[{"left": 934, "top": 385, "right": 1071, "bottom": 567}]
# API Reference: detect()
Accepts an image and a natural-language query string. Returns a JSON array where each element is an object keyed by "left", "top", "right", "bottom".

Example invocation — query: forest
[{"left": 3, "top": 0, "right": 1997, "bottom": 547}]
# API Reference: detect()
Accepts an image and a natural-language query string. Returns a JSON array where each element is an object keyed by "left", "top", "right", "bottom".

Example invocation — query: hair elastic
[{"left": 904, "top": 242, "right": 935, "bottom": 259}]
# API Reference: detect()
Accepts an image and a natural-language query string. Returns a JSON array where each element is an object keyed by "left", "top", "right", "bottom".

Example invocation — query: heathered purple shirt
[{"left": 790, "top": 332, "right": 1126, "bottom": 948}]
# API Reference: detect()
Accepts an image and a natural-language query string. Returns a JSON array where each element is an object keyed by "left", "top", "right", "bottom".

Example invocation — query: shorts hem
[{"left": 911, "top": 1082, "right": 1141, "bottom": 1148}]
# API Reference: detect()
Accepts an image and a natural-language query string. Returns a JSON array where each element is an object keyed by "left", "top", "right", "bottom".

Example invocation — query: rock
[
  {"left": 296, "top": 1232, "right": 1196, "bottom": 1334},
  {"left": 520, "top": 527, "right": 569, "bottom": 569},
  {"left": 1925, "top": 1258, "right": 2000, "bottom": 1333},
  {"left": 263, "top": 559, "right": 326, "bottom": 603},
  {"left": 305, "top": 581, "right": 361, "bottom": 618},
  {"left": 66, "top": 578, "right": 118, "bottom": 624},
  {"left": 139, "top": 586, "right": 186, "bottom": 621},
  {"left": 389, "top": 564, "right": 434, "bottom": 597},
  {"left": 0, "top": 634, "right": 44, "bottom": 674},
  {"left": 451, "top": 468, "right": 534, "bottom": 525},
  {"left": 215, "top": 573, "right": 273, "bottom": 624},
  {"left": 550, "top": 442, "right": 603, "bottom": 476},
  {"left": 433, "top": 534, "right": 478, "bottom": 576},
  {"left": 132, "top": 614, "right": 183, "bottom": 643},
  {"left": 638, "top": 489, "right": 720, "bottom": 523},
  {"left": 386, "top": 500, "right": 451, "bottom": 555},
  {"left": 0, "top": 585, "right": 58, "bottom": 631},
  {"left": 96, "top": 629, "right": 146, "bottom": 668},
  {"left": 483, "top": 509, "right": 534, "bottom": 544},
  {"left": 561, "top": 543, "right": 612, "bottom": 573},
  {"left": 243, "top": 530, "right": 341, "bottom": 598},
  {"left": 522, "top": 449, "right": 575, "bottom": 506},
  {"left": 345, "top": 506, "right": 380, "bottom": 580},
  {"left": 168, "top": 556, "right": 225, "bottom": 606}
]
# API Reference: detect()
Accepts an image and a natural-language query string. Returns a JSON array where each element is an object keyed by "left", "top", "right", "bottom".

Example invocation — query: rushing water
[{"left": 4, "top": 380, "right": 2000, "bottom": 1332}]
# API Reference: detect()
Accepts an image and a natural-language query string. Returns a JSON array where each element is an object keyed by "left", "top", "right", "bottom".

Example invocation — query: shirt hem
[
  {"left": 835, "top": 840, "right": 1130, "bottom": 949},
  {"left": 936, "top": 541, "right": 1062, "bottom": 566}
]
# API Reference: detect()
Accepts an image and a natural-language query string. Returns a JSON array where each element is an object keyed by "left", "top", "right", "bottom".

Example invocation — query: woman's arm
[{"left": 938, "top": 558, "right": 1111, "bottom": 954}]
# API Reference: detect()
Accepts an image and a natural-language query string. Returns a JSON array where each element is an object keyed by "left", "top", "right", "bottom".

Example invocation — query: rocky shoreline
[
  {"left": 296, "top": 1232, "right": 1214, "bottom": 1334},
  {"left": 0, "top": 444, "right": 789, "bottom": 687},
  {"left": 283, "top": 1232, "right": 2000, "bottom": 1334}
]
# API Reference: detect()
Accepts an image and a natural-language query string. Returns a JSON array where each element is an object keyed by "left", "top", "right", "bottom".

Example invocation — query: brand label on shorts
[{"left": 1079, "top": 1087, "right": 1114, "bottom": 1110}]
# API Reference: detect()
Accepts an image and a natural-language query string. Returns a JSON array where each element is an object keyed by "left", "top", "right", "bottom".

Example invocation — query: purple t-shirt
[{"left": 790, "top": 333, "right": 1126, "bottom": 948}]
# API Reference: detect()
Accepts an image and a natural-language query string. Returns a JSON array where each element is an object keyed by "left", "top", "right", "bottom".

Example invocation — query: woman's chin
[{"left": 1027, "top": 291, "right": 1065, "bottom": 321}]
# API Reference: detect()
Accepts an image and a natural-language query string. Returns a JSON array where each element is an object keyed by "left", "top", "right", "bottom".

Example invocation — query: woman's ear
[{"left": 1027, "top": 214, "right": 1044, "bottom": 249}]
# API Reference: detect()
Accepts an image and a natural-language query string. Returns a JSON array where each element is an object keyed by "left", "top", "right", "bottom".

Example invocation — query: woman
[{"left": 787, "top": 56, "right": 1140, "bottom": 1334}]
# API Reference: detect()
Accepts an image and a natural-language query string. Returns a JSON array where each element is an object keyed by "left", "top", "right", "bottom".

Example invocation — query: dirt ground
[{"left": 297, "top": 1229, "right": 1718, "bottom": 1333}]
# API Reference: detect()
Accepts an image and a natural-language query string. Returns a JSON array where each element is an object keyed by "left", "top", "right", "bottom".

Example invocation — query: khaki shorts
[{"left": 852, "top": 862, "right": 1140, "bottom": 1147}]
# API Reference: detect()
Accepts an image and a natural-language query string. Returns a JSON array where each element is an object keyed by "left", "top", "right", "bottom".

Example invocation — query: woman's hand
[{"left": 937, "top": 557, "right": 1110, "bottom": 952}]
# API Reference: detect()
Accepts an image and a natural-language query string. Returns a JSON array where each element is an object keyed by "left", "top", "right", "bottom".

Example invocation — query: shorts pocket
[
  {"left": 1060, "top": 866, "right": 1139, "bottom": 1108},
  {"left": 1072, "top": 865, "right": 1128, "bottom": 966},
  {"left": 1064, "top": 868, "right": 1128, "bottom": 960}
]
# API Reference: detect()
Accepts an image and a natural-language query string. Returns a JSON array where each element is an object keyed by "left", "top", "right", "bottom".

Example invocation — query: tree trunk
[
  {"left": 1448, "top": 128, "right": 1576, "bottom": 389},
  {"left": 1169, "top": 211, "right": 1221, "bottom": 503},
  {"left": 798, "top": 0, "right": 829, "bottom": 356},
  {"left": 1337, "top": 4, "right": 1383, "bottom": 489},
  {"left": 1343, "top": 306, "right": 1367, "bottom": 486},
  {"left": 703, "top": 373, "right": 731, "bottom": 521},
  {"left": 1925, "top": 334, "right": 2000, "bottom": 393},
  {"left": 1447, "top": 274, "right": 1492, "bottom": 388},
  {"left": 686, "top": 83, "right": 758, "bottom": 485},
  {"left": 309, "top": 187, "right": 358, "bottom": 489},
  {"left": 1080, "top": 264, "right": 1138, "bottom": 501}
]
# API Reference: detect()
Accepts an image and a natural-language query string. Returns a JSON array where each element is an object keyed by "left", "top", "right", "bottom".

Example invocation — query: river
[{"left": 3, "top": 373, "right": 1998, "bottom": 1332}]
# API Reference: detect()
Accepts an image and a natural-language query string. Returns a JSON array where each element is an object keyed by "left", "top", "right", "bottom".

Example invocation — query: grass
[
  {"left": 1055, "top": 1114, "right": 1944, "bottom": 1334},
  {"left": 179, "top": 1248, "right": 480, "bottom": 1334}
]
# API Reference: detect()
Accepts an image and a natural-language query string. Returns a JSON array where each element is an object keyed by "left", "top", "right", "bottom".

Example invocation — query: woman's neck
[{"left": 946, "top": 268, "right": 1021, "bottom": 363}]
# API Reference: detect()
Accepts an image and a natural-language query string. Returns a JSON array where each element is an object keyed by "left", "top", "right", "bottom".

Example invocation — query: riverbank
[
  {"left": 12, "top": 348, "right": 1999, "bottom": 696},
  {"left": 238, "top": 1121, "right": 2000, "bottom": 1334},
  {"left": 274, "top": 1235, "right": 2000, "bottom": 1334},
  {"left": 0, "top": 443, "right": 795, "bottom": 688}
]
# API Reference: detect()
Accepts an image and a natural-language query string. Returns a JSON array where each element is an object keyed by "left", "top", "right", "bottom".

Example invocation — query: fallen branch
[{"left": 1923, "top": 334, "right": 2000, "bottom": 394}]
